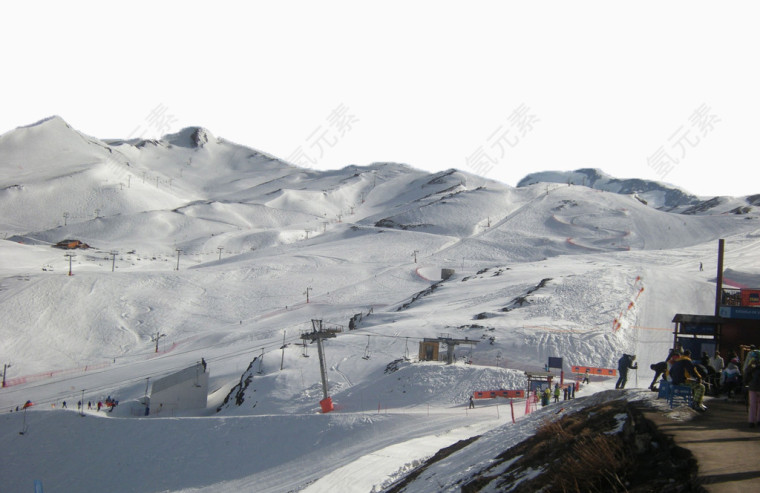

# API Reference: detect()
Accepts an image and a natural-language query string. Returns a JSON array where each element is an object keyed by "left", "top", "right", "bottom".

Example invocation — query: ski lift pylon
[{"left": 362, "top": 335, "right": 371, "bottom": 360}]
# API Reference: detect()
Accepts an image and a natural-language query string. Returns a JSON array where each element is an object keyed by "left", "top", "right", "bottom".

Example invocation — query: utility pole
[
  {"left": 64, "top": 253, "right": 75, "bottom": 276},
  {"left": 175, "top": 248, "right": 182, "bottom": 270},
  {"left": 151, "top": 332, "right": 166, "bottom": 353},
  {"left": 257, "top": 348, "right": 265, "bottom": 374},
  {"left": 413, "top": 250, "right": 419, "bottom": 263},
  {"left": 109, "top": 251, "right": 117, "bottom": 272},
  {"left": 217, "top": 246, "right": 223, "bottom": 261},
  {"left": 2, "top": 363, "right": 10, "bottom": 387},
  {"left": 715, "top": 238, "right": 725, "bottom": 317},
  {"left": 305, "top": 287, "right": 312, "bottom": 304}
]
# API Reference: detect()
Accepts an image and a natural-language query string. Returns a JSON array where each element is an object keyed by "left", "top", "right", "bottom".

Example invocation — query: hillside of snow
[
  {"left": 1, "top": 116, "right": 759, "bottom": 492},
  {"left": 518, "top": 167, "right": 758, "bottom": 214}
]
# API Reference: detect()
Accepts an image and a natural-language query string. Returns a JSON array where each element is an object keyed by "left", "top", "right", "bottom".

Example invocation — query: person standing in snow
[
  {"left": 615, "top": 354, "right": 638, "bottom": 389},
  {"left": 582, "top": 369, "right": 590, "bottom": 385},
  {"left": 468, "top": 396, "right": 475, "bottom": 409},
  {"left": 553, "top": 384, "right": 560, "bottom": 403}
]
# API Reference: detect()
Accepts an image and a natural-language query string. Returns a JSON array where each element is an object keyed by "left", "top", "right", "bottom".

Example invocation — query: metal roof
[{"left": 671, "top": 313, "right": 723, "bottom": 324}]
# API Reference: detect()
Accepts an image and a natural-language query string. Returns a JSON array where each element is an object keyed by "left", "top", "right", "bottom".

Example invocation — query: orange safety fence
[
  {"left": 571, "top": 365, "right": 617, "bottom": 376},
  {"left": 473, "top": 390, "right": 526, "bottom": 399}
]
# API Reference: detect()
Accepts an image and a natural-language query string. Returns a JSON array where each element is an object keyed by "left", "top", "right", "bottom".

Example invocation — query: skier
[
  {"left": 582, "top": 369, "right": 590, "bottom": 385},
  {"left": 468, "top": 396, "right": 475, "bottom": 409},
  {"left": 615, "top": 354, "right": 638, "bottom": 389}
]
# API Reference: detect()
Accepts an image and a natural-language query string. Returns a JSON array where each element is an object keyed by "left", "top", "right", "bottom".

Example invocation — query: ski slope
[{"left": 1, "top": 117, "right": 759, "bottom": 492}]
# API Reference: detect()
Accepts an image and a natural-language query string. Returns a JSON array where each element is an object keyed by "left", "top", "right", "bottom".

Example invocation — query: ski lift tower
[{"left": 301, "top": 319, "right": 342, "bottom": 413}]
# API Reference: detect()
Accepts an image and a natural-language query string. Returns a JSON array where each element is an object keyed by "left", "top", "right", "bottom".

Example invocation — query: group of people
[
  {"left": 57, "top": 396, "right": 119, "bottom": 412},
  {"left": 646, "top": 346, "right": 760, "bottom": 422},
  {"left": 539, "top": 383, "right": 575, "bottom": 406}
]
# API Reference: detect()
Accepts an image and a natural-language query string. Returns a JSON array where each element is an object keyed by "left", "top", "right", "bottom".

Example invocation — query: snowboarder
[
  {"left": 582, "top": 369, "right": 590, "bottom": 385},
  {"left": 62, "top": 401, "right": 67, "bottom": 409},
  {"left": 468, "top": 396, "right": 475, "bottom": 409},
  {"left": 201, "top": 358, "right": 207, "bottom": 371},
  {"left": 615, "top": 354, "right": 638, "bottom": 389}
]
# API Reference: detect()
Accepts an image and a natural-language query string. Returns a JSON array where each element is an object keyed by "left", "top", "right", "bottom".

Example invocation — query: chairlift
[
  {"left": 302, "top": 339, "right": 309, "bottom": 357},
  {"left": 362, "top": 335, "right": 371, "bottom": 360}
]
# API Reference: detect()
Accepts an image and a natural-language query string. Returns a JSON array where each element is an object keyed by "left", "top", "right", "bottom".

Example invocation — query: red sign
[{"left": 741, "top": 289, "right": 760, "bottom": 306}]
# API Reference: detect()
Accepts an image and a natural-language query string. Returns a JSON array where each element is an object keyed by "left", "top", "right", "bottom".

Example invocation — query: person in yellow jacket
[{"left": 670, "top": 349, "right": 706, "bottom": 411}]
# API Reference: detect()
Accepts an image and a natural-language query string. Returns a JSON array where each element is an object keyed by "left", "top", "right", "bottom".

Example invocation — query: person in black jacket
[
  {"left": 615, "top": 354, "right": 638, "bottom": 389},
  {"left": 649, "top": 361, "right": 667, "bottom": 390}
]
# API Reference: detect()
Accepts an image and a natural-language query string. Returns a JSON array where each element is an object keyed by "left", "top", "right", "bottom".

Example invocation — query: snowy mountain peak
[
  {"left": 162, "top": 126, "right": 215, "bottom": 149},
  {"left": 17, "top": 114, "right": 72, "bottom": 130}
]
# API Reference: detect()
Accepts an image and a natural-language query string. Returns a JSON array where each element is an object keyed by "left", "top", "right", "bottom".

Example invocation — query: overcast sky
[{"left": 2, "top": 1, "right": 758, "bottom": 197}]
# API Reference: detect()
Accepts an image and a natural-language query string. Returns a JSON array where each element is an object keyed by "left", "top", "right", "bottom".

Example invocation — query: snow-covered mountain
[
  {"left": 1, "top": 117, "right": 759, "bottom": 492},
  {"left": 518, "top": 167, "right": 757, "bottom": 214}
]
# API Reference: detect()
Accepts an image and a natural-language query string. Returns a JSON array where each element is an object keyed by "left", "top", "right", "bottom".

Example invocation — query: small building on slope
[{"left": 148, "top": 362, "right": 208, "bottom": 416}]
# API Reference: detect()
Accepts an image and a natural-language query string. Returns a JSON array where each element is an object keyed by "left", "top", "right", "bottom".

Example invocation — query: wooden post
[{"left": 715, "top": 238, "right": 725, "bottom": 317}]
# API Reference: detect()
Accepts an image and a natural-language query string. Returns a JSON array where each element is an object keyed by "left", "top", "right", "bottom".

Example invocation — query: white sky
[{"left": 2, "top": 1, "right": 758, "bottom": 197}]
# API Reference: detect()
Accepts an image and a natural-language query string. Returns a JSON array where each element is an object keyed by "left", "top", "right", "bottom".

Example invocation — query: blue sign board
[
  {"left": 680, "top": 323, "right": 716, "bottom": 336},
  {"left": 719, "top": 306, "right": 760, "bottom": 321}
]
